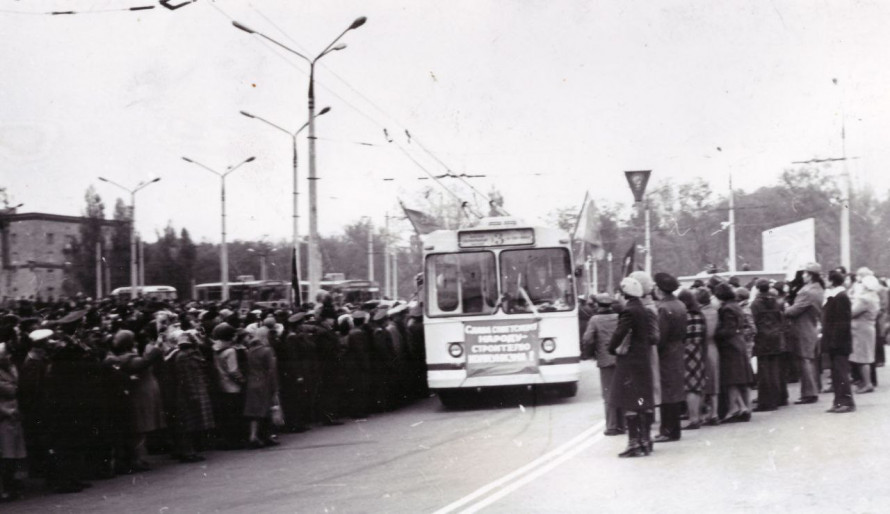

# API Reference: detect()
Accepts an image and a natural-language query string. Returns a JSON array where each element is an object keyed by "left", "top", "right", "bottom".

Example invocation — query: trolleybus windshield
[
  {"left": 500, "top": 248, "right": 574, "bottom": 314},
  {"left": 426, "top": 252, "right": 498, "bottom": 316}
]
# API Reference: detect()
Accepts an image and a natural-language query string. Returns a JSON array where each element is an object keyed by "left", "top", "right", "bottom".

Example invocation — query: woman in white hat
[
  {"left": 607, "top": 277, "right": 656, "bottom": 458},
  {"left": 850, "top": 274, "right": 880, "bottom": 393}
]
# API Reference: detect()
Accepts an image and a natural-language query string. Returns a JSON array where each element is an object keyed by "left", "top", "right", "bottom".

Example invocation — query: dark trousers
[
  {"left": 599, "top": 366, "right": 625, "bottom": 431},
  {"left": 756, "top": 355, "right": 783, "bottom": 410},
  {"left": 659, "top": 402, "right": 682, "bottom": 439},
  {"left": 215, "top": 392, "right": 246, "bottom": 447},
  {"left": 831, "top": 354, "right": 855, "bottom": 408}
]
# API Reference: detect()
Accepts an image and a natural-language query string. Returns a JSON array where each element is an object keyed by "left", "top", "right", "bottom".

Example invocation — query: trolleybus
[
  {"left": 110, "top": 285, "right": 178, "bottom": 302},
  {"left": 422, "top": 217, "right": 581, "bottom": 406}
]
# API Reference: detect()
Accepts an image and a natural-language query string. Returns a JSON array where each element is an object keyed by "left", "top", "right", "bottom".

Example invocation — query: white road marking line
[
  {"left": 432, "top": 421, "right": 605, "bottom": 514},
  {"left": 460, "top": 432, "right": 605, "bottom": 513}
]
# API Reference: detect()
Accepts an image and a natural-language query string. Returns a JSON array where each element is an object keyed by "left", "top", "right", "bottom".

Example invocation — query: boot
[
  {"left": 618, "top": 415, "right": 645, "bottom": 458},
  {"left": 640, "top": 413, "right": 653, "bottom": 455}
]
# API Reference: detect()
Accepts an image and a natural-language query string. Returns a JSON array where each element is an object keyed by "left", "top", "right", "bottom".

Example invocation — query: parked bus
[
  {"left": 110, "top": 285, "right": 178, "bottom": 302},
  {"left": 195, "top": 278, "right": 381, "bottom": 309},
  {"left": 195, "top": 280, "right": 291, "bottom": 309},
  {"left": 422, "top": 217, "right": 581, "bottom": 406}
]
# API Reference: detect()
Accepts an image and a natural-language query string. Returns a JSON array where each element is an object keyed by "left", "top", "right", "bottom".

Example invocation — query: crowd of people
[
  {"left": 581, "top": 264, "right": 888, "bottom": 458},
  {"left": 0, "top": 292, "right": 428, "bottom": 501}
]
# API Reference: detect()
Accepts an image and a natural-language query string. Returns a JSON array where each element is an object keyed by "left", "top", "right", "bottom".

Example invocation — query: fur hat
[
  {"left": 629, "top": 271, "right": 654, "bottom": 294},
  {"left": 714, "top": 282, "right": 736, "bottom": 301},
  {"left": 620, "top": 277, "right": 644, "bottom": 298},
  {"left": 653, "top": 272, "right": 680, "bottom": 293}
]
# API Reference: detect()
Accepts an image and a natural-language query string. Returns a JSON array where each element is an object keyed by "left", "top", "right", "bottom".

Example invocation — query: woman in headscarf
[
  {"left": 173, "top": 330, "right": 215, "bottom": 463},
  {"left": 677, "top": 289, "right": 706, "bottom": 430},
  {"left": 243, "top": 327, "right": 281, "bottom": 448},
  {"left": 695, "top": 287, "right": 720, "bottom": 425},
  {"left": 850, "top": 275, "right": 880, "bottom": 394},
  {"left": 608, "top": 277, "right": 657, "bottom": 458},
  {"left": 714, "top": 283, "right": 754, "bottom": 422}
]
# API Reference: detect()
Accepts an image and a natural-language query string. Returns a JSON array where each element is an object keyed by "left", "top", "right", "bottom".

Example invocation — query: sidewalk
[{"left": 491, "top": 366, "right": 890, "bottom": 514}]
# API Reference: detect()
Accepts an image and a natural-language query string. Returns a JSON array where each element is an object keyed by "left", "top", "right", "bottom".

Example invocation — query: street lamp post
[
  {"left": 240, "top": 106, "right": 331, "bottom": 304},
  {"left": 182, "top": 155, "right": 256, "bottom": 301},
  {"left": 233, "top": 15, "right": 367, "bottom": 301},
  {"left": 98, "top": 177, "right": 160, "bottom": 299}
]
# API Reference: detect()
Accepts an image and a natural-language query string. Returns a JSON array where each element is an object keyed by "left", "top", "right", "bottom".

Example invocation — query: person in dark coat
[
  {"left": 105, "top": 330, "right": 165, "bottom": 473},
  {"left": 406, "top": 302, "right": 428, "bottom": 400},
  {"left": 369, "top": 309, "right": 396, "bottom": 413},
  {"left": 750, "top": 279, "right": 786, "bottom": 412},
  {"left": 823, "top": 270, "right": 855, "bottom": 413},
  {"left": 714, "top": 283, "right": 754, "bottom": 422},
  {"left": 19, "top": 329, "right": 53, "bottom": 480},
  {"left": 243, "top": 327, "right": 281, "bottom": 448},
  {"left": 211, "top": 322, "right": 246, "bottom": 449},
  {"left": 607, "top": 277, "right": 656, "bottom": 458},
  {"left": 652, "top": 273, "right": 687, "bottom": 442},
  {"left": 583, "top": 294, "right": 625, "bottom": 435},
  {"left": 311, "top": 316, "right": 346, "bottom": 426},
  {"left": 344, "top": 311, "right": 373, "bottom": 419},
  {"left": 277, "top": 314, "right": 313, "bottom": 433},
  {"left": 677, "top": 289, "right": 706, "bottom": 429}
]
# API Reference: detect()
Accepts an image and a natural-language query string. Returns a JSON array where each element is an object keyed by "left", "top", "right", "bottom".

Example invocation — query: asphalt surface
[{"left": 7, "top": 362, "right": 889, "bottom": 513}]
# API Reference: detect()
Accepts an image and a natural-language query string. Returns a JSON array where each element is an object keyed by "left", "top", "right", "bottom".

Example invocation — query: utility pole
[
  {"left": 392, "top": 248, "right": 398, "bottom": 299},
  {"left": 384, "top": 212, "right": 390, "bottom": 299},
  {"left": 728, "top": 172, "right": 737, "bottom": 273},
  {"left": 139, "top": 237, "right": 145, "bottom": 287},
  {"left": 95, "top": 242, "right": 102, "bottom": 299}
]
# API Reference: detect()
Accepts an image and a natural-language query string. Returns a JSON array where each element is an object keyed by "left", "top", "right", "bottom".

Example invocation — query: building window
[{"left": 47, "top": 233, "right": 55, "bottom": 244}]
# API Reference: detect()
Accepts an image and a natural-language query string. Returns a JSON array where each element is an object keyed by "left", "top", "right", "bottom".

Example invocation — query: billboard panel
[{"left": 762, "top": 218, "right": 816, "bottom": 278}]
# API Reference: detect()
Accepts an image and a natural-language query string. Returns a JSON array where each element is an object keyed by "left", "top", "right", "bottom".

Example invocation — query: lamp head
[
  {"left": 98, "top": 177, "right": 109, "bottom": 182},
  {"left": 150, "top": 177, "right": 161, "bottom": 183},
  {"left": 245, "top": 156, "right": 256, "bottom": 163},
  {"left": 232, "top": 20, "right": 255, "bottom": 34},
  {"left": 331, "top": 43, "right": 347, "bottom": 52},
  {"left": 349, "top": 16, "right": 367, "bottom": 30},
  {"left": 318, "top": 106, "right": 331, "bottom": 115},
  {"left": 240, "top": 110, "right": 255, "bottom": 118},
  {"left": 182, "top": 157, "right": 193, "bottom": 163}
]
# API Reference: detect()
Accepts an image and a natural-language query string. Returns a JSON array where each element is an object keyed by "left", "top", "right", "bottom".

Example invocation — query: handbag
[{"left": 615, "top": 334, "right": 631, "bottom": 356}]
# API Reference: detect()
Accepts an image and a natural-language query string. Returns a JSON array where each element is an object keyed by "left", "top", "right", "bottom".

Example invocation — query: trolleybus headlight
[
  {"left": 448, "top": 343, "right": 464, "bottom": 358},
  {"left": 541, "top": 338, "right": 556, "bottom": 353}
]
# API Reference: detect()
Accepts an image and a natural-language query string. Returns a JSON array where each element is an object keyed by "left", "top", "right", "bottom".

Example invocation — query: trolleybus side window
[
  {"left": 500, "top": 248, "right": 574, "bottom": 313},
  {"left": 426, "top": 252, "right": 497, "bottom": 316}
]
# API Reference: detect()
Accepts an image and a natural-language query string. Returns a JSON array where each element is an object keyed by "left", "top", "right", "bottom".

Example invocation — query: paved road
[{"left": 7, "top": 362, "right": 889, "bottom": 513}]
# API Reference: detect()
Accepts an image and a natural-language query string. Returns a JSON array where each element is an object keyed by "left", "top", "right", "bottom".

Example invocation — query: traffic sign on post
[{"left": 624, "top": 170, "right": 651, "bottom": 203}]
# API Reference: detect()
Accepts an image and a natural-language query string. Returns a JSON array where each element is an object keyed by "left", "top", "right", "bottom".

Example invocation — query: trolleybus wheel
[
  {"left": 437, "top": 389, "right": 465, "bottom": 408},
  {"left": 554, "top": 382, "right": 578, "bottom": 398}
]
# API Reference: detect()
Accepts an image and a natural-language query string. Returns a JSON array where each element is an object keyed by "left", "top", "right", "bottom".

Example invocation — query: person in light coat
[
  {"left": 784, "top": 263, "right": 825, "bottom": 404},
  {"left": 583, "top": 294, "right": 624, "bottom": 435},
  {"left": 850, "top": 275, "right": 880, "bottom": 394}
]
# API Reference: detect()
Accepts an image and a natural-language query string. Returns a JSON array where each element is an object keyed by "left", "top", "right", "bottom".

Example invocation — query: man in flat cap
[
  {"left": 583, "top": 293, "right": 625, "bottom": 435},
  {"left": 785, "top": 262, "right": 825, "bottom": 404},
  {"left": 652, "top": 272, "right": 688, "bottom": 443}
]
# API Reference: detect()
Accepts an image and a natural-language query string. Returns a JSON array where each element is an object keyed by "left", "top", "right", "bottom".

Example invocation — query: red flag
[
  {"left": 621, "top": 242, "right": 636, "bottom": 277},
  {"left": 400, "top": 200, "right": 442, "bottom": 235},
  {"left": 571, "top": 192, "right": 604, "bottom": 260}
]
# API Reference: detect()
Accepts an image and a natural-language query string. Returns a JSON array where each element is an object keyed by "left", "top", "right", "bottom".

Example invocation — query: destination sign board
[{"left": 458, "top": 228, "right": 535, "bottom": 248}]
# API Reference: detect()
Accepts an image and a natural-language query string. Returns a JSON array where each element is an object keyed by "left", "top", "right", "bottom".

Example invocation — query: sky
[{"left": 2, "top": 0, "right": 889, "bottom": 246}]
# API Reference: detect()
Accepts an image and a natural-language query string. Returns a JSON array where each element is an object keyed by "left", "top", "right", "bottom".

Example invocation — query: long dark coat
[
  {"left": 607, "top": 297, "right": 656, "bottom": 412},
  {"left": 243, "top": 342, "right": 279, "bottom": 419},
  {"left": 715, "top": 301, "right": 754, "bottom": 387},
  {"left": 657, "top": 294, "right": 688, "bottom": 404},
  {"left": 750, "top": 293, "right": 786, "bottom": 356},
  {"left": 343, "top": 326, "right": 372, "bottom": 417},
  {"left": 822, "top": 289, "right": 852, "bottom": 356},
  {"left": 124, "top": 344, "right": 165, "bottom": 433}
]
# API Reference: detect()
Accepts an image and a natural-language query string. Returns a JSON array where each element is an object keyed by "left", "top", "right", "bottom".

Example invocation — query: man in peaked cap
[
  {"left": 583, "top": 292, "right": 625, "bottom": 435},
  {"left": 652, "top": 273, "right": 687, "bottom": 442}
]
